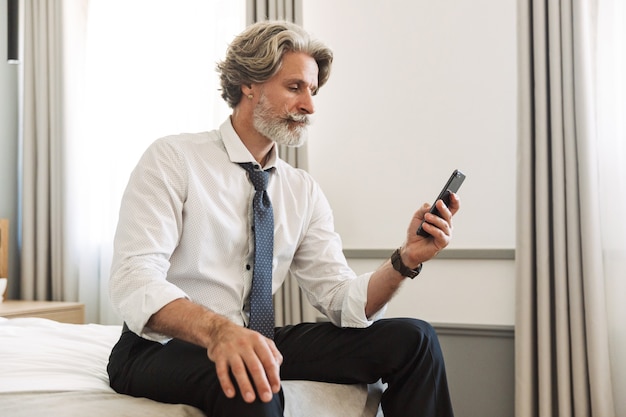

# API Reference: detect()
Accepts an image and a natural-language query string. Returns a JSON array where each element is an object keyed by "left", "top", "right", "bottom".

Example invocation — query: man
[{"left": 107, "top": 21, "right": 458, "bottom": 417}]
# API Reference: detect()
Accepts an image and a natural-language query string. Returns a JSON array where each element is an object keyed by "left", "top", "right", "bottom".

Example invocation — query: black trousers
[{"left": 107, "top": 318, "right": 455, "bottom": 417}]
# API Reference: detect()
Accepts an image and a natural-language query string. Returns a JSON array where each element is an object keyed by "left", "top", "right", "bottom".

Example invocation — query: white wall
[
  {"left": 0, "top": 0, "right": 20, "bottom": 299},
  {"left": 302, "top": 0, "right": 517, "bottom": 326}
]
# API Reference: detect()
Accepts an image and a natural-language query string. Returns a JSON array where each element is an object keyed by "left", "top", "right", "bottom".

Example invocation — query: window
[{"left": 71, "top": 0, "right": 245, "bottom": 323}]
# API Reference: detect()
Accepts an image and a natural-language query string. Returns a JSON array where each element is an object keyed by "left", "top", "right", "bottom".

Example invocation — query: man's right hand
[
  {"left": 207, "top": 318, "right": 282, "bottom": 403},
  {"left": 146, "top": 299, "right": 282, "bottom": 403}
]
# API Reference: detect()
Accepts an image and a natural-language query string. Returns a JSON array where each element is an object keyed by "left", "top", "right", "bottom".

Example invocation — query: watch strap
[{"left": 390, "top": 248, "right": 422, "bottom": 279}]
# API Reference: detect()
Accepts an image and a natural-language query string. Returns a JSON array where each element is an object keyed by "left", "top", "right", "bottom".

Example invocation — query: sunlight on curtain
[
  {"left": 70, "top": 0, "right": 245, "bottom": 324},
  {"left": 597, "top": 1, "right": 626, "bottom": 414}
]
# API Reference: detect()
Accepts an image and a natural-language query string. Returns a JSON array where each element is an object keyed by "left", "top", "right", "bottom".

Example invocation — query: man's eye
[{"left": 288, "top": 86, "right": 299, "bottom": 91}]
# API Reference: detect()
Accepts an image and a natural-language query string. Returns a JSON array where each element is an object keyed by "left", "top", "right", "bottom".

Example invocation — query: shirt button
[{"left": 246, "top": 264, "right": 251, "bottom": 270}]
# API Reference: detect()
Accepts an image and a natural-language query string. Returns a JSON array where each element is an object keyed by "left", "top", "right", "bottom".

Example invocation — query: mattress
[{"left": 0, "top": 317, "right": 383, "bottom": 417}]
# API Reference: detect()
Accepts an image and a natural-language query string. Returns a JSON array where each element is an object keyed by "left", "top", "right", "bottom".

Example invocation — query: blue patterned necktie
[{"left": 239, "top": 162, "right": 275, "bottom": 339}]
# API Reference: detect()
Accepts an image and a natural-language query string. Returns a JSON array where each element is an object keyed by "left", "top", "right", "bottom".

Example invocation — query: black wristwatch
[{"left": 390, "top": 248, "right": 422, "bottom": 279}]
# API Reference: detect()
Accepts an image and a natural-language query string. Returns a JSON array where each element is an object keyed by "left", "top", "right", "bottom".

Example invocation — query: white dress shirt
[{"left": 110, "top": 118, "right": 385, "bottom": 342}]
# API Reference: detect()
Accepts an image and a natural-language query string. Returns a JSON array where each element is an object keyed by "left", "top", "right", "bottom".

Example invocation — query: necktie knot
[{"left": 239, "top": 163, "right": 269, "bottom": 191}]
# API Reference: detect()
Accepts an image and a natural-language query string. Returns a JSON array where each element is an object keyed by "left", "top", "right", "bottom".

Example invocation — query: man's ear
[{"left": 242, "top": 84, "right": 254, "bottom": 97}]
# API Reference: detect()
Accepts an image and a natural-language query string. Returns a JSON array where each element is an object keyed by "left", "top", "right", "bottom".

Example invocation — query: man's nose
[{"left": 299, "top": 90, "right": 315, "bottom": 115}]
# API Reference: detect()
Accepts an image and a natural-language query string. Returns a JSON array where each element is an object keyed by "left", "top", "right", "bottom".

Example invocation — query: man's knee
[
  {"left": 373, "top": 318, "right": 442, "bottom": 361},
  {"left": 376, "top": 317, "right": 437, "bottom": 342}
]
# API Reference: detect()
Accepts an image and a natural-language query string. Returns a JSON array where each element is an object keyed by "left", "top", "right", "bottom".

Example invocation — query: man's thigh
[
  {"left": 275, "top": 318, "right": 431, "bottom": 384},
  {"left": 107, "top": 331, "right": 283, "bottom": 417},
  {"left": 108, "top": 331, "right": 221, "bottom": 408}
]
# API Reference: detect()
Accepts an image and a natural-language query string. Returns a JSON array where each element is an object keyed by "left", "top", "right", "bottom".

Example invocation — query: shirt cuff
[
  {"left": 120, "top": 283, "right": 190, "bottom": 343},
  {"left": 340, "top": 272, "right": 387, "bottom": 328}
]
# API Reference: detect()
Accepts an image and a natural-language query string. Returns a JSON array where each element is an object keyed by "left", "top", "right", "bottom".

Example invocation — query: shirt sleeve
[
  {"left": 341, "top": 271, "right": 387, "bottom": 327},
  {"left": 109, "top": 138, "right": 190, "bottom": 342},
  {"left": 290, "top": 180, "right": 387, "bottom": 328}
]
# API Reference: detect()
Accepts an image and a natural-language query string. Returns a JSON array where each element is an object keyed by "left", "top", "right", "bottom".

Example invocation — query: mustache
[{"left": 284, "top": 113, "right": 310, "bottom": 125}]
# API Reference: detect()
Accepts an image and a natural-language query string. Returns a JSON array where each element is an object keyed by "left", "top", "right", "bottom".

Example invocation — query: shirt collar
[{"left": 220, "top": 117, "right": 278, "bottom": 170}]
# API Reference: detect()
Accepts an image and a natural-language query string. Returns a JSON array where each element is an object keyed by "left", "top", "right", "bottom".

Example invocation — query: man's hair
[{"left": 217, "top": 21, "right": 333, "bottom": 108}]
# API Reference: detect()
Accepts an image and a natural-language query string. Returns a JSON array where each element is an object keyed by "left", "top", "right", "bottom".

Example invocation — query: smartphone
[{"left": 416, "top": 169, "right": 466, "bottom": 237}]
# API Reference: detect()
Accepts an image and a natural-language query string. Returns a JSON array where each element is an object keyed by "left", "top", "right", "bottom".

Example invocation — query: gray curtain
[
  {"left": 516, "top": 1, "right": 615, "bottom": 416},
  {"left": 247, "top": 0, "right": 319, "bottom": 325},
  {"left": 246, "top": 0, "right": 302, "bottom": 28}
]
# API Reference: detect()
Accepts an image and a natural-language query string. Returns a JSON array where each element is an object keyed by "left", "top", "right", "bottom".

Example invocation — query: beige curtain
[
  {"left": 247, "top": 0, "right": 319, "bottom": 325},
  {"left": 516, "top": 0, "right": 615, "bottom": 416},
  {"left": 21, "top": 0, "right": 66, "bottom": 301},
  {"left": 21, "top": 0, "right": 89, "bottom": 305}
]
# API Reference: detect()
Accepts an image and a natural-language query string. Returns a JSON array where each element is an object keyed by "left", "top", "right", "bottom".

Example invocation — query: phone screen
[{"left": 416, "top": 169, "right": 466, "bottom": 237}]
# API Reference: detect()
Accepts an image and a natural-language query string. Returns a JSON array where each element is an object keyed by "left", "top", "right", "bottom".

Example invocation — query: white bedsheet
[{"left": 0, "top": 317, "right": 121, "bottom": 393}]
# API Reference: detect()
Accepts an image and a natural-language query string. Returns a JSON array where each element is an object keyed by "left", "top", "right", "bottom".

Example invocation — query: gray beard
[{"left": 252, "top": 97, "right": 310, "bottom": 147}]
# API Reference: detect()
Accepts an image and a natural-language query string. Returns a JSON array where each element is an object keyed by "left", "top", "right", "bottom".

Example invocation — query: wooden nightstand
[{"left": 0, "top": 300, "right": 85, "bottom": 324}]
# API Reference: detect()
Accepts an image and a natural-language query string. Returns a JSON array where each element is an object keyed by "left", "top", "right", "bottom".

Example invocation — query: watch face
[{"left": 391, "top": 249, "right": 402, "bottom": 270}]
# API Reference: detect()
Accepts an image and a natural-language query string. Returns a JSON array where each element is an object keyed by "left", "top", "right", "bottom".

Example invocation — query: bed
[{"left": 0, "top": 317, "right": 384, "bottom": 417}]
